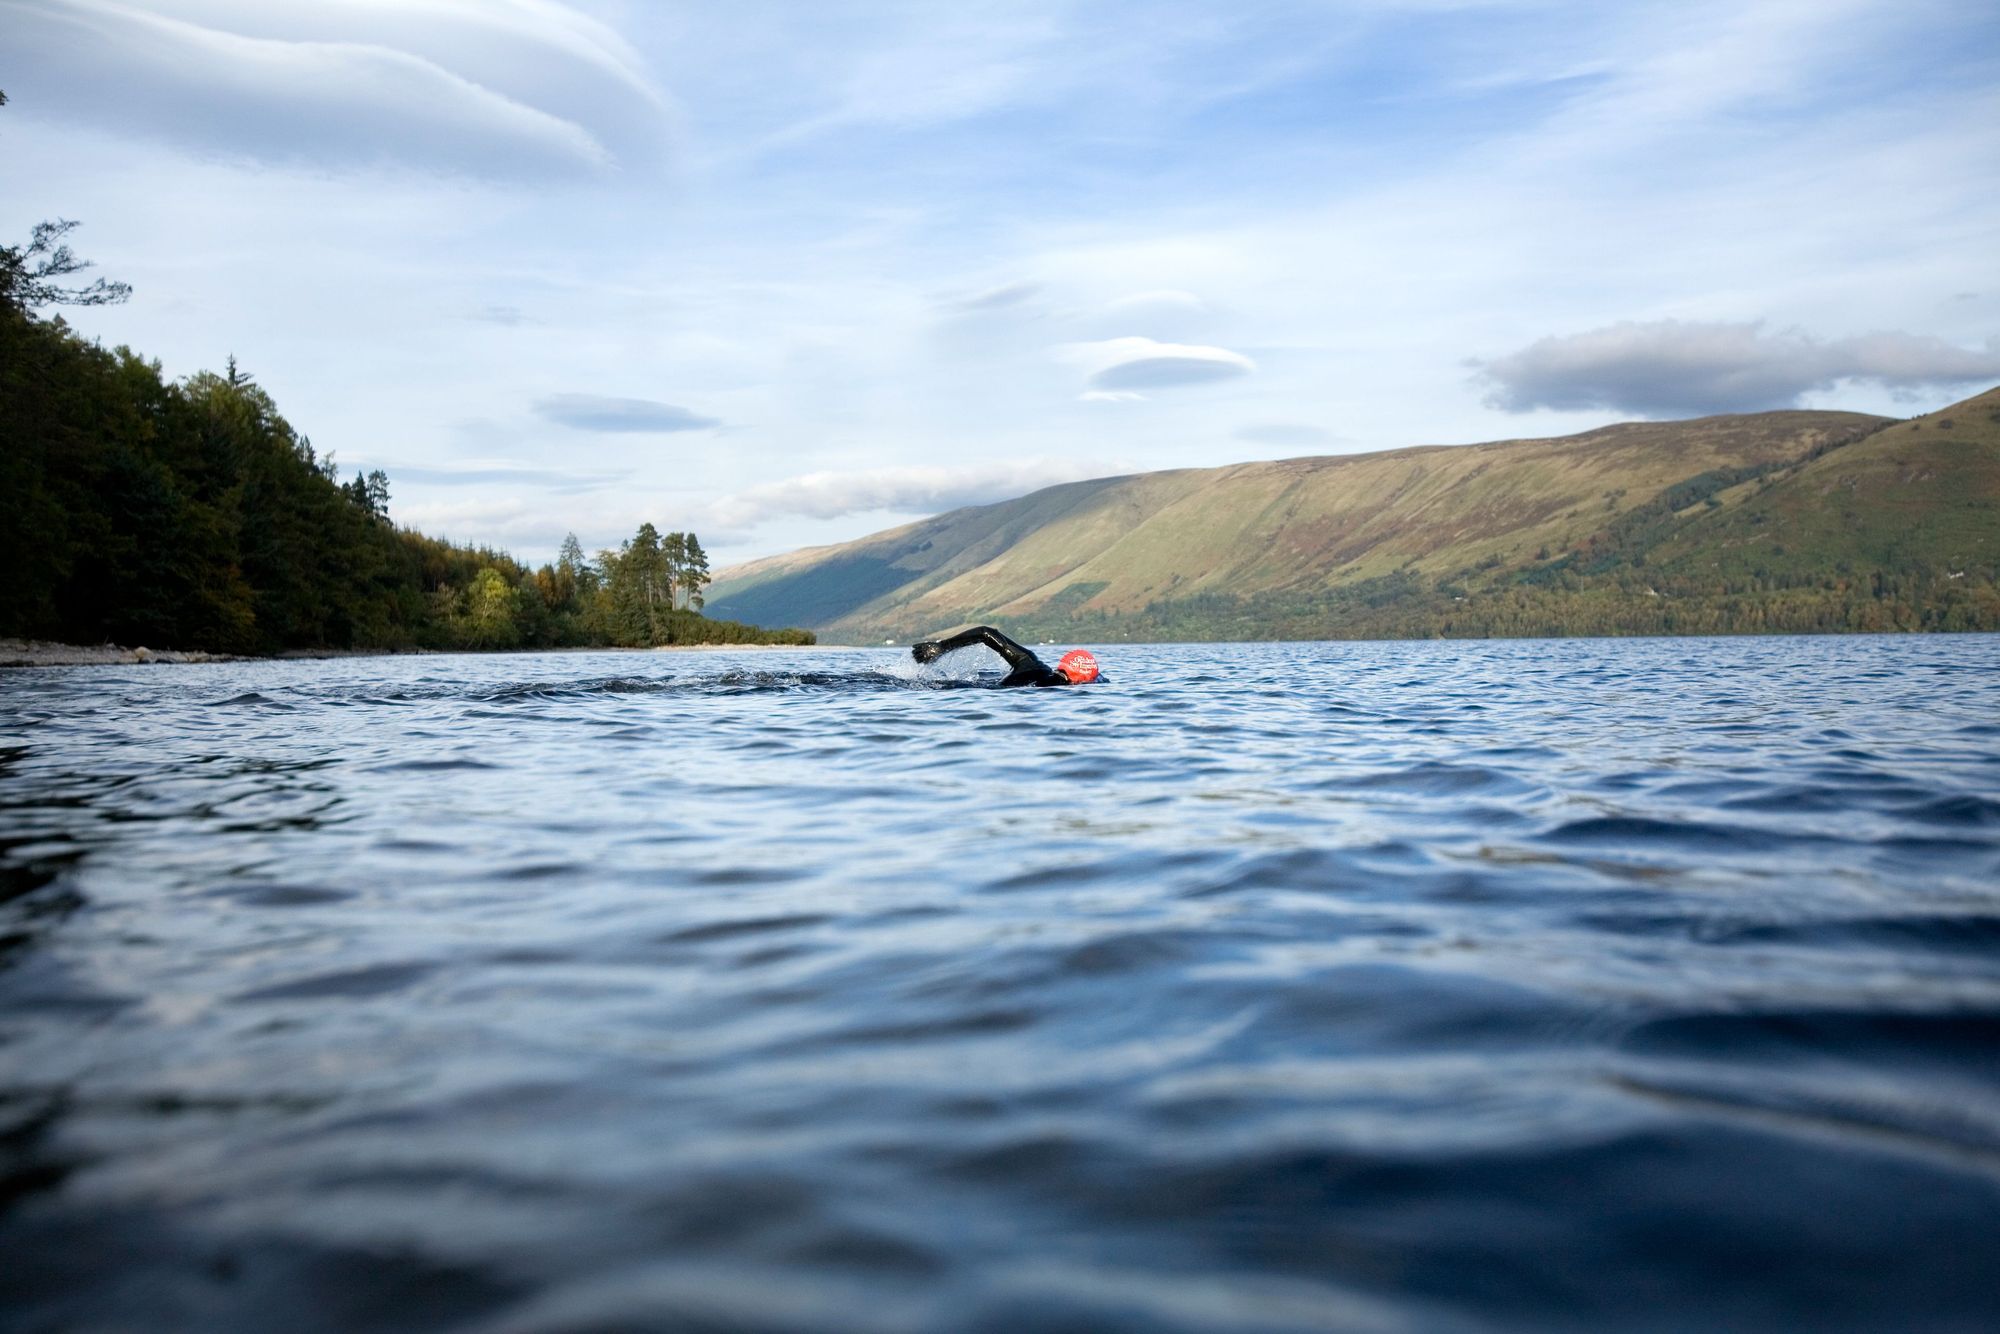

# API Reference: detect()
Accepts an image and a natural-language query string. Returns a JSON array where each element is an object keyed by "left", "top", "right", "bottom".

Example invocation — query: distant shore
[
  {"left": 0, "top": 639, "right": 832, "bottom": 669},
  {"left": 0, "top": 639, "right": 236, "bottom": 667}
]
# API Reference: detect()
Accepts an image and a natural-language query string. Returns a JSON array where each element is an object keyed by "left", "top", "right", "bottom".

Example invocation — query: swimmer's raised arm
[{"left": 911, "top": 625, "right": 1042, "bottom": 675}]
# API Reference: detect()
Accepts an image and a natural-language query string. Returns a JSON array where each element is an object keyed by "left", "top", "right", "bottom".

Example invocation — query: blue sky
[{"left": 5, "top": 0, "right": 1998, "bottom": 569}]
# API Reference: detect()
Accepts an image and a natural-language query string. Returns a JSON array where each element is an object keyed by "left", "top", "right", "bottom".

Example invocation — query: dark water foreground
[{"left": 3, "top": 636, "right": 1998, "bottom": 1333}]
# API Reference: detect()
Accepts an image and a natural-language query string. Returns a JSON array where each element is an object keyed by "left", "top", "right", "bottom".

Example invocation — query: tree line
[
  {"left": 446, "top": 524, "right": 811, "bottom": 650},
  {"left": 1065, "top": 570, "right": 2000, "bottom": 643},
  {"left": 1, "top": 215, "right": 811, "bottom": 654}
]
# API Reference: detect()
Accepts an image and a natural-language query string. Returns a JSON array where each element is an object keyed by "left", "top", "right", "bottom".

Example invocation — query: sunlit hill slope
[{"left": 707, "top": 387, "right": 2000, "bottom": 642}]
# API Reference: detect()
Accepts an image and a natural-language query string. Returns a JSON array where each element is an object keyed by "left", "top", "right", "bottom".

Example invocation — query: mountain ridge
[{"left": 708, "top": 388, "right": 2000, "bottom": 641}]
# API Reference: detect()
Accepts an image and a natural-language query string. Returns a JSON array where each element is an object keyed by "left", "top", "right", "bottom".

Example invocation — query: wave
[{"left": 351, "top": 667, "right": 1005, "bottom": 705}]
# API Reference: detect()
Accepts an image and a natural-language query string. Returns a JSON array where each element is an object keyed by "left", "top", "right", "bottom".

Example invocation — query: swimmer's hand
[{"left": 912, "top": 640, "right": 945, "bottom": 664}]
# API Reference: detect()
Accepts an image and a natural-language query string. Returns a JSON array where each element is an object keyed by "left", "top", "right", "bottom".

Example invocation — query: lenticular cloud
[
  {"left": 4, "top": 0, "right": 670, "bottom": 178},
  {"left": 533, "top": 394, "right": 721, "bottom": 433},
  {"left": 1063, "top": 337, "right": 1256, "bottom": 396}
]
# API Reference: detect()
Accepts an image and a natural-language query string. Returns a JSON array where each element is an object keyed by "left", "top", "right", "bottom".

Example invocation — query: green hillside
[{"left": 706, "top": 388, "right": 2000, "bottom": 642}]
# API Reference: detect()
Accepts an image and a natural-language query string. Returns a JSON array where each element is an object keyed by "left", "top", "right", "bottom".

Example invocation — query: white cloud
[
  {"left": 1060, "top": 336, "right": 1256, "bottom": 391},
  {"left": 0, "top": 0, "right": 670, "bottom": 176},
  {"left": 392, "top": 495, "right": 574, "bottom": 551},
  {"left": 705, "top": 459, "right": 1118, "bottom": 528},
  {"left": 1475, "top": 320, "right": 2000, "bottom": 416},
  {"left": 533, "top": 394, "right": 721, "bottom": 433},
  {"left": 369, "top": 459, "right": 627, "bottom": 491},
  {"left": 392, "top": 494, "right": 753, "bottom": 559}
]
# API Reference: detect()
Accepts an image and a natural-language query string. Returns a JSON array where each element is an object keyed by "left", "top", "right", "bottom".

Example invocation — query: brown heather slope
[
  {"left": 708, "top": 404, "right": 1900, "bottom": 640},
  {"left": 714, "top": 388, "right": 2000, "bottom": 641}
]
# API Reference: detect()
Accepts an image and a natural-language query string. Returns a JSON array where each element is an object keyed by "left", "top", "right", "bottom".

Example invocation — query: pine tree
[
  {"left": 662, "top": 530, "right": 688, "bottom": 609},
  {"left": 0, "top": 219, "right": 132, "bottom": 313},
  {"left": 683, "top": 533, "right": 711, "bottom": 610},
  {"left": 606, "top": 523, "right": 669, "bottom": 643}
]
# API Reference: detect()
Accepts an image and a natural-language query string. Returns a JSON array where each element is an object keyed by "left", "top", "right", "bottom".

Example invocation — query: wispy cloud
[
  {"left": 937, "top": 281, "right": 1042, "bottom": 314},
  {"left": 707, "top": 459, "right": 1116, "bottom": 527},
  {"left": 1106, "top": 289, "right": 1207, "bottom": 314},
  {"left": 1236, "top": 422, "right": 1338, "bottom": 448},
  {"left": 1475, "top": 320, "right": 2000, "bottom": 416},
  {"left": 392, "top": 494, "right": 754, "bottom": 558},
  {"left": 391, "top": 496, "right": 577, "bottom": 551},
  {"left": 751, "top": 8, "right": 1064, "bottom": 151},
  {"left": 533, "top": 394, "right": 722, "bottom": 433},
  {"left": 370, "top": 460, "right": 629, "bottom": 492}
]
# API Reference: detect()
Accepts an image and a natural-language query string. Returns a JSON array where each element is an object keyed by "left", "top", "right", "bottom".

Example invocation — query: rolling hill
[{"left": 707, "top": 387, "right": 2000, "bottom": 642}]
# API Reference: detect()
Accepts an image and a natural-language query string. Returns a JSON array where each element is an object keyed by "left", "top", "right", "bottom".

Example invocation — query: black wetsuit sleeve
[
  {"left": 912, "top": 626, "right": 1064, "bottom": 686},
  {"left": 914, "top": 625, "right": 1040, "bottom": 672}
]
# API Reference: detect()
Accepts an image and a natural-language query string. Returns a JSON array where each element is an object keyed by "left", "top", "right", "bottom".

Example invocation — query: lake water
[{"left": 3, "top": 636, "right": 1999, "bottom": 1332}]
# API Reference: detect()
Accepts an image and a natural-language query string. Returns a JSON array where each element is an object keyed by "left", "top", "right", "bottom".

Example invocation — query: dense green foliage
[{"left": 0, "top": 280, "right": 812, "bottom": 653}]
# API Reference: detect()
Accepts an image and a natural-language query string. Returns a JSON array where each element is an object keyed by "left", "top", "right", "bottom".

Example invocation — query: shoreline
[{"left": 0, "top": 639, "right": 834, "bottom": 669}]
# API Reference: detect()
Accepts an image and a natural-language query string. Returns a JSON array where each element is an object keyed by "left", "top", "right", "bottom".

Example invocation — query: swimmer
[{"left": 910, "top": 625, "right": 1101, "bottom": 688}]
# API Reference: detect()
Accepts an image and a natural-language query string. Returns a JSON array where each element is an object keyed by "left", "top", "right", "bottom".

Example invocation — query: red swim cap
[{"left": 1056, "top": 649, "right": 1099, "bottom": 684}]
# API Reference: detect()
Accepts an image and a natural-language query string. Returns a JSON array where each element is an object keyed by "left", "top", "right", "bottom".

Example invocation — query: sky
[{"left": 5, "top": 0, "right": 1998, "bottom": 570}]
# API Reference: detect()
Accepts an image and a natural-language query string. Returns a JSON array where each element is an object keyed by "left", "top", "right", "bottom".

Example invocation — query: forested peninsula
[{"left": 0, "top": 231, "right": 812, "bottom": 657}]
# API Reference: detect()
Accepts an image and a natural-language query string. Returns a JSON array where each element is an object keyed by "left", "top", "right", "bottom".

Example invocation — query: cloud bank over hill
[{"left": 1478, "top": 322, "right": 2000, "bottom": 417}]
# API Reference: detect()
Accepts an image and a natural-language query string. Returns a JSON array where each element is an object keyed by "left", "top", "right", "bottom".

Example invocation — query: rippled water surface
[{"left": 4, "top": 636, "right": 2000, "bottom": 1332}]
